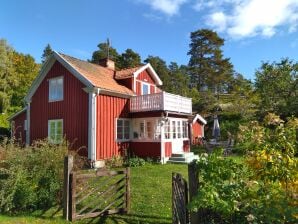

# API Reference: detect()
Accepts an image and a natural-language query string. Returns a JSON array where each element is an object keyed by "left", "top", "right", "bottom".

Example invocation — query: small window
[
  {"left": 142, "top": 83, "right": 149, "bottom": 95},
  {"left": 49, "top": 77, "right": 63, "bottom": 101},
  {"left": 177, "top": 121, "right": 182, "bottom": 138},
  {"left": 147, "top": 121, "right": 153, "bottom": 139},
  {"left": 172, "top": 121, "right": 176, "bottom": 139},
  {"left": 117, "top": 119, "right": 130, "bottom": 141},
  {"left": 48, "top": 119, "right": 63, "bottom": 144}
]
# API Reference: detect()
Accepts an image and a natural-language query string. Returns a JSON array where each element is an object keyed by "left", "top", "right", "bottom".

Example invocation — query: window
[
  {"left": 147, "top": 121, "right": 153, "bottom": 138},
  {"left": 183, "top": 121, "right": 188, "bottom": 138},
  {"left": 48, "top": 119, "right": 63, "bottom": 144},
  {"left": 117, "top": 119, "right": 130, "bottom": 141},
  {"left": 177, "top": 121, "right": 181, "bottom": 138},
  {"left": 172, "top": 121, "right": 176, "bottom": 139},
  {"left": 164, "top": 120, "right": 170, "bottom": 139},
  {"left": 49, "top": 77, "right": 63, "bottom": 101},
  {"left": 142, "top": 83, "right": 149, "bottom": 95}
]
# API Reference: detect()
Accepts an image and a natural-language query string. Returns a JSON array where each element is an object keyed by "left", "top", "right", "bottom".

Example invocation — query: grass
[{"left": 0, "top": 163, "right": 188, "bottom": 224}]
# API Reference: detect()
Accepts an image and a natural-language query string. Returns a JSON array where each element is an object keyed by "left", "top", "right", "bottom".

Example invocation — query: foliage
[
  {"left": 0, "top": 140, "right": 67, "bottom": 213},
  {"left": 188, "top": 29, "right": 234, "bottom": 93},
  {"left": 118, "top": 48, "right": 141, "bottom": 69},
  {"left": 90, "top": 42, "right": 120, "bottom": 66},
  {"left": 105, "top": 155, "right": 124, "bottom": 168},
  {"left": 190, "top": 149, "right": 298, "bottom": 223},
  {"left": 255, "top": 59, "right": 298, "bottom": 118},
  {"left": 41, "top": 44, "right": 53, "bottom": 64},
  {"left": 127, "top": 156, "right": 146, "bottom": 167}
]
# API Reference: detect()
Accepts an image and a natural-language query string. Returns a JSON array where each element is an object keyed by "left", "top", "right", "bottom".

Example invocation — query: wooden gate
[
  {"left": 69, "top": 168, "right": 130, "bottom": 221},
  {"left": 63, "top": 155, "right": 130, "bottom": 222},
  {"left": 172, "top": 172, "right": 189, "bottom": 224}
]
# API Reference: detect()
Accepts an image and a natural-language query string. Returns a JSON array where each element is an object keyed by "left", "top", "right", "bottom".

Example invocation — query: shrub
[
  {"left": 0, "top": 139, "right": 67, "bottom": 213},
  {"left": 127, "top": 156, "right": 146, "bottom": 167}
]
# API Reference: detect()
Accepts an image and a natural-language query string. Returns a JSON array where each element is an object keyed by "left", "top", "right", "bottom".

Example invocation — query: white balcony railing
[{"left": 130, "top": 92, "right": 192, "bottom": 114}]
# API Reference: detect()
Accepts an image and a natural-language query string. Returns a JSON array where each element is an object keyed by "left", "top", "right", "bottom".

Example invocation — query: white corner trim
[
  {"left": 88, "top": 92, "right": 97, "bottom": 161},
  {"left": 133, "top": 63, "right": 163, "bottom": 86},
  {"left": 192, "top": 114, "right": 207, "bottom": 125}
]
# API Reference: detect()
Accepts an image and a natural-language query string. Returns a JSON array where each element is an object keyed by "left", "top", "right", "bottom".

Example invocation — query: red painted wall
[
  {"left": 130, "top": 142, "right": 161, "bottom": 158},
  {"left": 183, "top": 140, "right": 190, "bottom": 152},
  {"left": 30, "top": 61, "right": 89, "bottom": 156},
  {"left": 192, "top": 121, "right": 203, "bottom": 145},
  {"left": 96, "top": 94, "right": 130, "bottom": 160},
  {"left": 164, "top": 142, "right": 172, "bottom": 157},
  {"left": 137, "top": 70, "right": 155, "bottom": 84},
  {"left": 12, "top": 110, "right": 26, "bottom": 145}
]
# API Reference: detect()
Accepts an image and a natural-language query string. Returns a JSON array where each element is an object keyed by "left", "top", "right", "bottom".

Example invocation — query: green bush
[
  {"left": 127, "top": 156, "right": 146, "bottom": 167},
  {"left": 0, "top": 140, "right": 67, "bottom": 213}
]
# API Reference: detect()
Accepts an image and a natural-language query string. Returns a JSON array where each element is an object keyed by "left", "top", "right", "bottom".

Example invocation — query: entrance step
[{"left": 167, "top": 152, "right": 198, "bottom": 164}]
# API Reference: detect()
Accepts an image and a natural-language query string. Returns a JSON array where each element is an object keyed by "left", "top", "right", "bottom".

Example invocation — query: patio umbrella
[{"left": 212, "top": 115, "right": 220, "bottom": 139}]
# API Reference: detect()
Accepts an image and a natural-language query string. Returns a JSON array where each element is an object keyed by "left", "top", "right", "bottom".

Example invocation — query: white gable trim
[
  {"left": 192, "top": 114, "right": 207, "bottom": 125},
  {"left": 133, "top": 63, "right": 163, "bottom": 86},
  {"left": 24, "top": 51, "right": 93, "bottom": 103}
]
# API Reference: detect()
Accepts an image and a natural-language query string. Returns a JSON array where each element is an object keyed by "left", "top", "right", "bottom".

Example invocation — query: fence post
[
  {"left": 63, "top": 155, "right": 73, "bottom": 220},
  {"left": 125, "top": 167, "right": 131, "bottom": 213},
  {"left": 188, "top": 161, "right": 199, "bottom": 223}
]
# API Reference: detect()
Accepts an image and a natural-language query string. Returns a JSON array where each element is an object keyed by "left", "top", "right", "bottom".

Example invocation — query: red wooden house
[
  {"left": 190, "top": 114, "right": 207, "bottom": 145},
  {"left": 10, "top": 52, "right": 201, "bottom": 166}
]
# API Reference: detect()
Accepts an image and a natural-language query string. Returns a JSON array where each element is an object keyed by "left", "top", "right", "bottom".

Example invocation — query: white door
[{"left": 171, "top": 120, "right": 184, "bottom": 153}]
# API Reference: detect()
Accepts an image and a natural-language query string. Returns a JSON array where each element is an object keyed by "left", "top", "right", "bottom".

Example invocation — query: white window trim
[
  {"left": 116, "top": 118, "right": 131, "bottom": 142},
  {"left": 141, "top": 82, "right": 150, "bottom": 95},
  {"left": 164, "top": 118, "right": 189, "bottom": 140},
  {"left": 48, "top": 119, "right": 63, "bottom": 144},
  {"left": 49, "top": 76, "right": 64, "bottom": 102}
]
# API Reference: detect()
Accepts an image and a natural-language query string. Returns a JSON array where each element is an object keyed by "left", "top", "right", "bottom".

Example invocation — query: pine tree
[
  {"left": 41, "top": 44, "right": 53, "bottom": 63},
  {"left": 118, "top": 49, "right": 141, "bottom": 69},
  {"left": 188, "top": 29, "right": 234, "bottom": 93}
]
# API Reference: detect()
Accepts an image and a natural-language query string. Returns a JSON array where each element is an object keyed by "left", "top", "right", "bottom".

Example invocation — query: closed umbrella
[{"left": 212, "top": 115, "right": 220, "bottom": 140}]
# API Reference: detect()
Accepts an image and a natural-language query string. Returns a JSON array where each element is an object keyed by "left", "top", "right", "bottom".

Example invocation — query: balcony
[{"left": 130, "top": 92, "right": 192, "bottom": 114}]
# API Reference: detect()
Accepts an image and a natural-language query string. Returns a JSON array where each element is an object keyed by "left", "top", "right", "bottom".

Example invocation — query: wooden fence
[
  {"left": 172, "top": 172, "right": 189, "bottom": 224},
  {"left": 63, "top": 155, "right": 130, "bottom": 222}
]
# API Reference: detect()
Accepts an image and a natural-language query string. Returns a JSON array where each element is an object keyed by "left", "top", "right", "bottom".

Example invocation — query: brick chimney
[{"left": 98, "top": 58, "right": 115, "bottom": 70}]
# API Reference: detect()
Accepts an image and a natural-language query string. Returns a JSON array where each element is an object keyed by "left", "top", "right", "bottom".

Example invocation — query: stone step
[{"left": 167, "top": 153, "right": 198, "bottom": 164}]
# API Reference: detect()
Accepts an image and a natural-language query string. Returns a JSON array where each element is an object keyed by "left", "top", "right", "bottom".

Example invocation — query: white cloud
[
  {"left": 139, "top": 0, "right": 188, "bottom": 16},
  {"left": 196, "top": 0, "right": 298, "bottom": 39}
]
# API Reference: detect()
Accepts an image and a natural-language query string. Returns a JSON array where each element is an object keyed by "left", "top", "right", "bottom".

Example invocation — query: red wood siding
[
  {"left": 150, "top": 85, "right": 155, "bottom": 94},
  {"left": 117, "top": 78, "right": 133, "bottom": 90},
  {"left": 30, "top": 61, "right": 89, "bottom": 156},
  {"left": 164, "top": 142, "right": 172, "bottom": 157},
  {"left": 130, "top": 142, "right": 161, "bottom": 158},
  {"left": 137, "top": 70, "right": 155, "bottom": 84},
  {"left": 136, "top": 81, "right": 141, "bottom": 95},
  {"left": 12, "top": 110, "right": 26, "bottom": 145},
  {"left": 96, "top": 95, "right": 129, "bottom": 160},
  {"left": 192, "top": 122, "right": 203, "bottom": 145},
  {"left": 183, "top": 140, "right": 190, "bottom": 152}
]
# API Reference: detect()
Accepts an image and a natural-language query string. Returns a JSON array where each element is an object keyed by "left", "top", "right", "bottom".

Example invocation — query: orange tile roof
[
  {"left": 115, "top": 66, "right": 142, "bottom": 79},
  {"left": 59, "top": 53, "right": 134, "bottom": 96}
]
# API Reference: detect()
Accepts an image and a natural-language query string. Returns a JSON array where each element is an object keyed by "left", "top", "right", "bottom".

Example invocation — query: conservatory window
[
  {"left": 172, "top": 121, "right": 176, "bottom": 139},
  {"left": 177, "top": 121, "right": 182, "bottom": 138},
  {"left": 164, "top": 120, "right": 170, "bottom": 139},
  {"left": 183, "top": 121, "right": 188, "bottom": 138}
]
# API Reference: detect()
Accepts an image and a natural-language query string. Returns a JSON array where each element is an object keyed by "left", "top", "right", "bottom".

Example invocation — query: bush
[
  {"left": 0, "top": 140, "right": 67, "bottom": 213},
  {"left": 127, "top": 156, "right": 146, "bottom": 167}
]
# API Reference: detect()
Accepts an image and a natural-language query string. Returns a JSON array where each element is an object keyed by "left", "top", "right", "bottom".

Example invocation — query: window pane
[
  {"left": 172, "top": 121, "right": 176, "bottom": 139},
  {"left": 142, "top": 84, "right": 149, "bottom": 95},
  {"left": 49, "top": 78, "right": 63, "bottom": 101},
  {"left": 177, "top": 121, "right": 181, "bottom": 138},
  {"left": 147, "top": 121, "right": 153, "bottom": 139},
  {"left": 140, "top": 122, "right": 145, "bottom": 138}
]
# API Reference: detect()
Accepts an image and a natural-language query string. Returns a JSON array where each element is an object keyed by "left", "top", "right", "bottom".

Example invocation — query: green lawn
[{"left": 0, "top": 163, "right": 188, "bottom": 224}]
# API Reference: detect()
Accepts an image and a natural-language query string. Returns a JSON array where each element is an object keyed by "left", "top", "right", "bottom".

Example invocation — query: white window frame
[
  {"left": 48, "top": 119, "right": 63, "bottom": 144},
  {"left": 49, "top": 76, "right": 64, "bottom": 102},
  {"left": 116, "top": 118, "right": 131, "bottom": 142},
  {"left": 141, "top": 82, "right": 150, "bottom": 95}
]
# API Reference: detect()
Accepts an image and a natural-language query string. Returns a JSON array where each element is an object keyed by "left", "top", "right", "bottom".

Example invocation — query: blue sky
[{"left": 1, "top": 0, "right": 298, "bottom": 80}]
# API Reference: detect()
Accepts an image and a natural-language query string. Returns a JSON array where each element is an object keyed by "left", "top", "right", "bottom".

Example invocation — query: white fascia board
[
  {"left": 25, "top": 51, "right": 94, "bottom": 103},
  {"left": 83, "top": 87, "right": 135, "bottom": 98},
  {"left": 192, "top": 114, "right": 207, "bottom": 125},
  {"left": 133, "top": 63, "right": 163, "bottom": 86}
]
